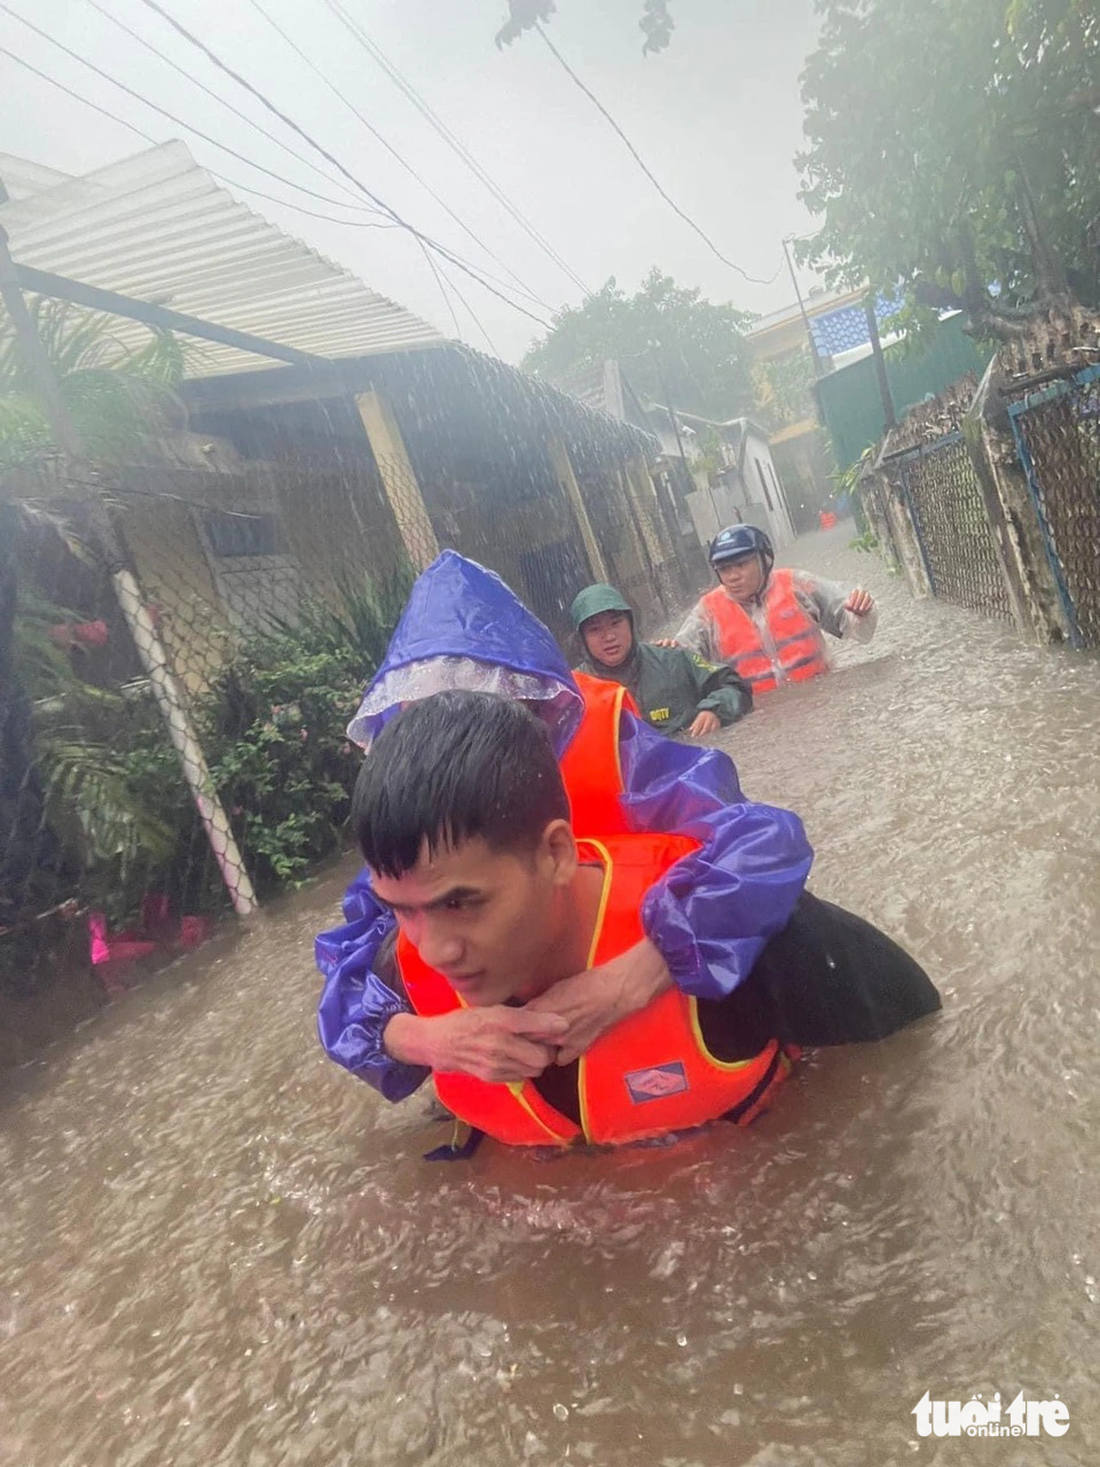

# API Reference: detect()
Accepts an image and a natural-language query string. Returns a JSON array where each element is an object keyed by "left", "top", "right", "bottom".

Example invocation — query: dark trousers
[{"left": 698, "top": 893, "right": 941, "bottom": 1061}]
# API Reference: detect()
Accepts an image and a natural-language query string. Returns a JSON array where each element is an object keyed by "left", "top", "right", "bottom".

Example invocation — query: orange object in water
[
  {"left": 819, "top": 510, "right": 838, "bottom": 529},
  {"left": 398, "top": 833, "right": 795, "bottom": 1147}
]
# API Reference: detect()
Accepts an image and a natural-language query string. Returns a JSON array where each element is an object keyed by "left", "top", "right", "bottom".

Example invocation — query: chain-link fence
[
  {"left": 0, "top": 463, "right": 392, "bottom": 1016},
  {"left": 1, "top": 423, "right": 692, "bottom": 1019},
  {"left": 882, "top": 433, "right": 1013, "bottom": 621},
  {"left": 1007, "top": 363, "right": 1100, "bottom": 646}
]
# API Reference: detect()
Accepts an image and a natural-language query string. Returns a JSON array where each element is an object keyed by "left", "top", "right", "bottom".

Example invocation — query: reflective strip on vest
[
  {"left": 397, "top": 834, "right": 794, "bottom": 1147},
  {"left": 701, "top": 569, "right": 828, "bottom": 693}
]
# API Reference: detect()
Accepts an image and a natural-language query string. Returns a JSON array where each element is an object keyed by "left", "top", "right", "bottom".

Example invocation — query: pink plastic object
[
  {"left": 88, "top": 912, "right": 157, "bottom": 966},
  {"left": 141, "top": 894, "right": 173, "bottom": 935},
  {"left": 88, "top": 912, "right": 111, "bottom": 966},
  {"left": 177, "top": 915, "right": 212, "bottom": 949}
]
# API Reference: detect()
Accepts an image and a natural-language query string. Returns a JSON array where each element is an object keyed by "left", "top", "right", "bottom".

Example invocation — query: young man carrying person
[
  {"left": 316, "top": 550, "right": 813, "bottom": 1102},
  {"left": 340, "top": 691, "right": 940, "bottom": 1149}
]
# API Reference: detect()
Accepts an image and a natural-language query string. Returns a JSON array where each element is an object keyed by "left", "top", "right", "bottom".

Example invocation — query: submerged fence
[
  {"left": 1, "top": 430, "right": 696, "bottom": 1020},
  {"left": 860, "top": 311, "right": 1100, "bottom": 649},
  {"left": 1006, "top": 363, "right": 1100, "bottom": 647},
  {"left": 884, "top": 433, "right": 1013, "bottom": 621}
]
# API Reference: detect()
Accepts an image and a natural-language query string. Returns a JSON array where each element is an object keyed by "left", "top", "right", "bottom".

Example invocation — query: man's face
[
  {"left": 582, "top": 610, "right": 633, "bottom": 668},
  {"left": 716, "top": 553, "right": 766, "bottom": 601},
  {"left": 371, "top": 833, "right": 568, "bottom": 1006}
]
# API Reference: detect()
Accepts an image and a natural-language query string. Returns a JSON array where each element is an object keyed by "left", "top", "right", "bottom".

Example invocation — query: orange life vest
[
  {"left": 396, "top": 832, "right": 795, "bottom": 1147},
  {"left": 560, "top": 670, "right": 635, "bottom": 836},
  {"left": 701, "top": 568, "right": 828, "bottom": 694}
]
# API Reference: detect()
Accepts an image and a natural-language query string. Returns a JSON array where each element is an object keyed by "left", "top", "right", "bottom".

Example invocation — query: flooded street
[{"left": 2, "top": 528, "right": 1098, "bottom": 1467}]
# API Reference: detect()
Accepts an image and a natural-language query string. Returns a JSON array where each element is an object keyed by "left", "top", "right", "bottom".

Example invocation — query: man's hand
[
  {"left": 651, "top": 637, "right": 681, "bottom": 649},
  {"left": 384, "top": 1007, "right": 568, "bottom": 1083},
  {"left": 687, "top": 710, "right": 721, "bottom": 738},
  {"left": 526, "top": 938, "right": 673, "bottom": 1065},
  {"left": 844, "top": 587, "right": 875, "bottom": 617}
]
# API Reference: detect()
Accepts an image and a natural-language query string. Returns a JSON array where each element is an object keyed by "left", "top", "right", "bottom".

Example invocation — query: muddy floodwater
[{"left": 2, "top": 529, "right": 1098, "bottom": 1466}]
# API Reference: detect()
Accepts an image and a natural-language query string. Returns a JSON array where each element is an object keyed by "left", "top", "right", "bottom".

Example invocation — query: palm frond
[
  {"left": 1, "top": 298, "right": 190, "bottom": 467},
  {"left": 123, "top": 329, "right": 187, "bottom": 386},
  {"left": 37, "top": 731, "right": 176, "bottom": 865}
]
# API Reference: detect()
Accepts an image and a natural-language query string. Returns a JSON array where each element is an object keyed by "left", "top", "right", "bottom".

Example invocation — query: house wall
[
  {"left": 741, "top": 432, "right": 795, "bottom": 548},
  {"left": 772, "top": 431, "right": 836, "bottom": 533},
  {"left": 684, "top": 480, "right": 739, "bottom": 547},
  {"left": 111, "top": 456, "right": 410, "bottom": 701}
]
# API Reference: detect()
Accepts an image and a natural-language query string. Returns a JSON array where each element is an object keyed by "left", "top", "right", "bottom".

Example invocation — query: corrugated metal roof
[
  {"left": 0, "top": 153, "right": 73, "bottom": 202},
  {"left": 0, "top": 141, "right": 444, "bottom": 377}
]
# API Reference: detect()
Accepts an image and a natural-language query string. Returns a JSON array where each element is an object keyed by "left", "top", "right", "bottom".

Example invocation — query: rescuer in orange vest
[
  {"left": 669, "top": 525, "right": 877, "bottom": 694},
  {"left": 349, "top": 690, "right": 940, "bottom": 1150}
]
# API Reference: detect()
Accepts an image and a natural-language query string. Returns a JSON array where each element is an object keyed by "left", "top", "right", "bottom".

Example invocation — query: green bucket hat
[{"left": 569, "top": 583, "right": 634, "bottom": 632}]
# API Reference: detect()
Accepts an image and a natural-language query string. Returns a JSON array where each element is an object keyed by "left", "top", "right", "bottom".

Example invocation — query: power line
[
  {"left": 0, "top": 47, "right": 421, "bottom": 230},
  {"left": 246, "top": 0, "right": 551, "bottom": 311},
  {"left": 534, "top": 23, "right": 783, "bottom": 289},
  {"left": 417, "top": 237, "right": 463, "bottom": 341},
  {"left": 0, "top": 44, "right": 157, "bottom": 144},
  {"left": 209, "top": 178, "right": 397, "bottom": 227},
  {"left": 322, "top": 0, "right": 592, "bottom": 298},
  {"left": 435, "top": 258, "right": 501, "bottom": 356},
  {"left": 135, "top": 0, "right": 552, "bottom": 328},
  {"left": 0, "top": 5, "right": 389, "bottom": 217},
  {"left": 83, "top": 0, "right": 368, "bottom": 210}
]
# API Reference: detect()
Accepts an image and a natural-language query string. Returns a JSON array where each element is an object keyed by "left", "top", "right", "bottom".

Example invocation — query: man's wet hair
[{"left": 352, "top": 690, "right": 571, "bottom": 877}]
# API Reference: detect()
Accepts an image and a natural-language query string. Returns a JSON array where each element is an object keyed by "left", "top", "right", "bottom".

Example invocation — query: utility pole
[
  {"left": 864, "top": 293, "right": 897, "bottom": 432},
  {"left": 649, "top": 340, "right": 690, "bottom": 464},
  {"left": 782, "top": 236, "right": 826, "bottom": 379}
]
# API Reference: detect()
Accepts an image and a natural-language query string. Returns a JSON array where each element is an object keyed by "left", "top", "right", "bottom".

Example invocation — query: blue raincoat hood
[{"left": 347, "top": 551, "right": 584, "bottom": 753}]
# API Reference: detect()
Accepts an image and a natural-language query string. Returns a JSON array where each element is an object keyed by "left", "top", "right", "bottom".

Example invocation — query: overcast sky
[{"left": 1, "top": 0, "right": 826, "bottom": 362}]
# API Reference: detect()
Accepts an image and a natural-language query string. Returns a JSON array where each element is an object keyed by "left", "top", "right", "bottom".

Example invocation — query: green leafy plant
[
  {"left": 12, "top": 578, "right": 178, "bottom": 919},
  {"left": 751, "top": 347, "right": 817, "bottom": 433},
  {"left": 798, "top": 0, "right": 1100, "bottom": 338},
  {"left": 4, "top": 506, "right": 411, "bottom": 987},
  {"left": 523, "top": 268, "right": 755, "bottom": 421},
  {"left": 694, "top": 426, "right": 727, "bottom": 479},
  {"left": 199, "top": 571, "right": 410, "bottom": 892},
  {"left": 0, "top": 298, "right": 186, "bottom": 467}
]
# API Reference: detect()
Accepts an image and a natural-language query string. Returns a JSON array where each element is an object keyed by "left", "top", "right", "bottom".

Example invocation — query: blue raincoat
[{"left": 316, "top": 552, "right": 813, "bottom": 1101}]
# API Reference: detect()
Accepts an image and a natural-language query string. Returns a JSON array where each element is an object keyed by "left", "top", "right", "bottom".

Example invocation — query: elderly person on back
[{"left": 571, "top": 583, "right": 751, "bottom": 739}]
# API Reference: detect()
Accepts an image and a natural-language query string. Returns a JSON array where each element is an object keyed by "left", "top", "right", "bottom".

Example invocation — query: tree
[
  {"left": 522, "top": 268, "right": 754, "bottom": 420},
  {"left": 495, "top": 0, "right": 675, "bottom": 54},
  {"left": 797, "top": 0, "right": 1100, "bottom": 338},
  {"left": 0, "top": 297, "right": 185, "bottom": 467},
  {"left": 751, "top": 347, "right": 818, "bottom": 434}
]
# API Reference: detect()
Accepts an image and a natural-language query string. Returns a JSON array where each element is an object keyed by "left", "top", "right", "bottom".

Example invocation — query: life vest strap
[
  {"left": 721, "top": 1043, "right": 785, "bottom": 1126},
  {"left": 423, "top": 1121, "right": 486, "bottom": 1162}
]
